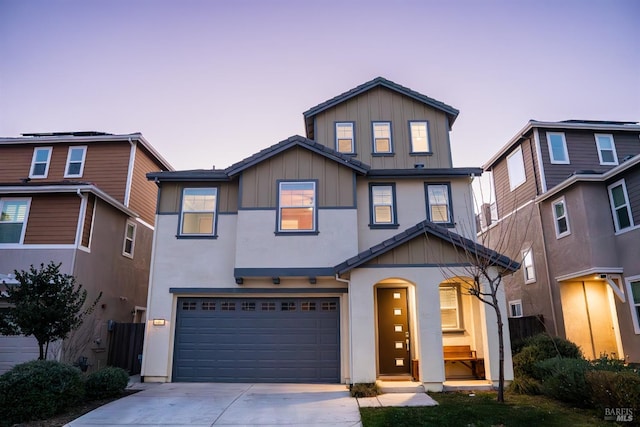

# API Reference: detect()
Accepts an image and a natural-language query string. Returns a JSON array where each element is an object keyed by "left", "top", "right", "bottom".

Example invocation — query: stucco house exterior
[
  {"left": 0, "top": 131, "right": 172, "bottom": 373},
  {"left": 141, "top": 77, "right": 516, "bottom": 391},
  {"left": 479, "top": 120, "right": 640, "bottom": 363}
]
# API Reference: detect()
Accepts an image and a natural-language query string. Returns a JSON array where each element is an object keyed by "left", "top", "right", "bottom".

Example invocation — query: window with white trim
[
  {"left": 0, "top": 198, "right": 30, "bottom": 244},
  {"left": 426, "top": 183, "right": 452, "bottom": 224},
  {"left": 409, "top": 121, "right": 430, "bottom": 153},
  {"left": 64, "top": 146, "right": 87, "bottom": 177},
  {"left": 608, "top": 179, "right": 634, "bottom": 232},
  {"left": 29, "top": 147, "right": 52, "bottom": 178},
  {"left": 335, "top": 122, "right": 354, "bottom": 154},
  {"left": 552, "top": 197, "right": 570, "bottom": 238},
  {"left": 547, "top": 132, "right": 570, "bottom": 164},
  {"left": 595, "top": 134, "right": 618, "bottom": 165},
  {"left": 122, "top": 221, "right": 136, "bottom": 257},
  {"left": 439, "top": 285, "right": 462, "bottom": 330},
  {"left": 369, "top": 184, "right": 396, "bottom": 226},
  {"left": 180, "top": 188, "right": 217, "bottom": 236},
  {"left": 507, "top": 147, "right": 526, "bottom": 190},
  {"left": 509, "top": 300, "right": 523, "bottom": 318},
  {"left": 372, "top": 122, "right": 392, "bottom": 154},
  {"left": 626, "top": 278, "right": 640, "bottom": 333},
  {"left": 278, "top": 181, "right": 316, "bottom": 232},
  {"left": 522, "top": 248, "right": 535, "bottom": 283}
]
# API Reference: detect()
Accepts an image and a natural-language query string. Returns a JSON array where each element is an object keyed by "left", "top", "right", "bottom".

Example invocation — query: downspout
[
  {"left": 124, "top": 137, "right": 136, "bottom": 207},
  {"left": 335, "top": 274, "right": 352, "bottom": 385},
  {"left": 536, "top": 202, "right": 559, "bottom": 335}
]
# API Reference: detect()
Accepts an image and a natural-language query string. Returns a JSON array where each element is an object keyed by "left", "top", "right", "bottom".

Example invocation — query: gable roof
[
  {"left": 334, "top": 220, "right": 518, "bottom": 275},
  {"left": 303, "top": 77, "right": 460, "bottom": 139},
  {"left": 225, "top": 135, "right": 370, "bottom": 176}
]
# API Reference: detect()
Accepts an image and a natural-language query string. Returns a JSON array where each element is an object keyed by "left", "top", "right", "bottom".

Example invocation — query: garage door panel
[{"left": 173, "top": 297, "right": 340, "bottom": 383}]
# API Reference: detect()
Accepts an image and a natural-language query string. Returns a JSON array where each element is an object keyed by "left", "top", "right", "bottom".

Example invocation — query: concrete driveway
[{"left": 66, "top": 383, "right": 362, "bottom": 426}]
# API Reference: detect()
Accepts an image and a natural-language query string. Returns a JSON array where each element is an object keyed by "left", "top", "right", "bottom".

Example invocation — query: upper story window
[
  {"left": 278, "top": 181, "right": 316, "bottom": 233},
  {"left": 552, "top": 196, "right": 570, "bottom": 238},
  {"left": 608, "top": 179, "right": 634, "bottom": 233},
  {"left": 626, "top": 277, "right": 640, "bottom": 334},
  {"left": 122, "top": 220, "right": 136, "bottom": 258},
  {"left": 426, "top": 183, "right": 453, "bottom": 225},
  {"left": 595, "top": 134, "right": 618, "bottom": 165},
  {"left": 369, "top": 183, "right": 397, "bottom": 228},
  {"left": 29, "top": 147, "right": 52, "bottom": 179},
  {"left": 440, "top": 284, "right": 462, "bottom": 331},
  {"left": 522, "top": 247, "right": 535, "bottom": 283},
  {"left": 335, "top": 122, "right": 355, "bottom": 154},
  {"left": 0, "top": 198, "right": 30, "bottom": 244},
  {"left": 180, "top": 188, "right": 217, "bottom": 237},
  {"left": 507, "top": 147, "right": 526, "bottom": 190},
  {"left": 372, "top": 122, "right": 393, "bottom": 154},
  {"left": 64, "top": 146, "right": 87, "bottom": 178},
  {"left": 509, "top": 300, "right": 523, "bottom": 318},
  {"left": 547, "top": 132, "right": 570, "bottom": 164},
  {"left": 409, "top": 121, "right": 430, "bottom": 153}
]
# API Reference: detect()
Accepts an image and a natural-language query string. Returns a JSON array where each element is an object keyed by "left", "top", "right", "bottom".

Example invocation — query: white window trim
[
  {"left": 277, "top": 181, "right": 317, "bottom": 232},
  {"left": 0, "top": 197, "right": 32, "bottom": 245},
  {"left": 552, "top": 196, "right": 571, "bottom": 238},
  {"left": 509, "top": 300, "right": 523, "bottom": 318},
  {"left": 370, "top": 184, "right": 396, "bottom": 225},
  {"left": 29, "top": 147, "right": 53, "bottom": 179},
  {"left": 64, "top": 146, "right": 88, "bottom": 178},
  {"left": 522, "top": 247, "right": 536, "bottom": 284},
  {"left": 122, "top": 220, "right": 136, "bottom": 258},
  {"left": 179, "top": 188, "right": 217, "bottom": 236},
  {"left": 439, "top": 284, "right": 462, "bottom": 331},
  {"left": 409, "top": 121, "right": 430, "bottom": 153},
  {"left": 608, "top": 179, "right": 635, "bottom": 233},
  {"left": 372, "top": 121, "right": 392, "bottom": 154},
  {"left": 335, "top": 122, "right": 355, "bottom": 154},
  {"left": 546, "top": 132, "right": 570, "bottom": 164},
  {"left": 625, "top": 275, "right": 640, "bottom": 334},
  {"left": 507, "top": 146, "right": 526, "bottom": 190},
  {"left": 594, "top": 134, "right": 618, "bottom": 166}
]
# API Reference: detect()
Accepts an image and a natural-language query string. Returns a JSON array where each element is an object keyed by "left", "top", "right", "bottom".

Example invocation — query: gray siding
[
  {"left": 158, "top": 181, "right": 239, "bottom": 214},
  {"left": 619, "top": 167, "right": 640, "bottom": 226}
]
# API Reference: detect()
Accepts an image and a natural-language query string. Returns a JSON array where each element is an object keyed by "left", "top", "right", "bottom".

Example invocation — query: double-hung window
[
  {"left": 409, "top": 121, "right": 430, "bottom": 153},
  {"left": 335, "top": 122, "right": 355, "bottom": 154},
  {"left": 552, "top": 197, "right": 570, "bottom": 238},
  {"left": 522, "top": 248, "right": 535, "bottom": 283},
  {"left": 180, "top": 188, "right": 217, "bottom": 236},
  {"left": 426, "top": 183, "right": 452, "bottom": 225},
  {"left": 608, "top": 179, "right": 634, "bottom": 232},
  {"left": 278, "top": 181, "right": 316, "bottom": 232},
  {"left": 547, "top": 132, "right": 570, "bottom": 164},
  {"left": 0, "top": 198, "right": 30, "bottom": 244},
  {"left": 369, "top": 184, "right": 397, "bottom": 227},
  {"left": 595, "top": 134, "right": 618, "bottom": 166},
  {"left": 626, "top": 277, "right": 640, "bottom": 333},
  {"left": 440, "top": 285, "right": 462, "bottom": 330},
  {"left": 372, "top": 122, "right": 392, "bottom": 154},
  {"left": 507, "top": 147, "right": 526, "bottom": 190},
  {"left": 29, "top": 147, "right": 52, "bottom": 178},
  {"left": 122, "top": 220, "right": 136, "bottom": 257},
  {"left": 65, "top": 146, "right": 87, "bottom": 177},
  {"left": 509, "top": 300, "right": 523, "bottom": 318}
]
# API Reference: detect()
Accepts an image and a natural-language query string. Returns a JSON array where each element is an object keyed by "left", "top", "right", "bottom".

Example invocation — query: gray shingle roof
[
  {"left": 303, "top": 77, "right": 460, "bottom": 139},
  {"left": 367, "top": 168, "right": 483, "bottom": 178},
  {"left": 334, "top": 220, "right": 519, "bottom": 275},
  {"left": 146, "top": 169, "right": 230, "bottom": 182}
]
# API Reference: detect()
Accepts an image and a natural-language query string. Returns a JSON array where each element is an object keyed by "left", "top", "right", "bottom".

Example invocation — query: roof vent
[
  {"left": 414, "top": 163, "right": 425, "bottom": 169},
  {"left": 622, "top": 154, "right": 635, "bottom": 162}
]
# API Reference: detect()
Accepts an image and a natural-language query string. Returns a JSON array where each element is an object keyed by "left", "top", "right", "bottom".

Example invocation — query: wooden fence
[{"left": 107, "top": 323, "right": 145, "bottom": 375}]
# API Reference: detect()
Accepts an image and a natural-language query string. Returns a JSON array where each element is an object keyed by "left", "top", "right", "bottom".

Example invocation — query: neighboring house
[
  {"left": 0, "top": 131, "right": 172, "bottom": 373},
  {"left": 141, "top": 77, "right": 517, "bottom": 391},
  {"left": 480, "top": 120, "right": 640, "bottom": 362}
]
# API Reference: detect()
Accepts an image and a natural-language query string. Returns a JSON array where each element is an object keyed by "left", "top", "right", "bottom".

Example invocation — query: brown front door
[{"left": 377, "top": 288, "right": 410, "bottom": 375}]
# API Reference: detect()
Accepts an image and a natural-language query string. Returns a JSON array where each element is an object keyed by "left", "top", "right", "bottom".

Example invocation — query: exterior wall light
[{"left": 152, "top": 319, "right": 166, "bottom": 326}]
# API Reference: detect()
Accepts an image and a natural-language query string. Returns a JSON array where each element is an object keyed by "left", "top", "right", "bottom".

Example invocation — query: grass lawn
[{"left": 360, "top": 391, "right": 617, "bottom": 427}]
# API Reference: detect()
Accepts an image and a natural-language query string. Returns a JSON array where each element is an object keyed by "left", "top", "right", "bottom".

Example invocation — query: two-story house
[
  {"left": 141, "top": 77, "right": 517, "bottom": 391},
  {"left": 0, "top": 131, "right": 172, "bottom": 373},
  {"left": 480, "top": 120, "right": 640, "bottom": 363}
]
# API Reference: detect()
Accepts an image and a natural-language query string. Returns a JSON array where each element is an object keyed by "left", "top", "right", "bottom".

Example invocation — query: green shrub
[
  {"left": 590, "top": 355, "right": 636, "bottom": 373},
  {"left": 0, "top": 360, "right": 84, "bottom": 425},
  {"left": 85, "top": 366, "right": 129, "bottom": 399},
  {"left": 508, "top": 375, "right": 541, "bottom": 395},
  {"left": 349, "top": 382, "right": 379, "bottom": 397},
  {"left": 536, "top": 357, "right": 591, "bottom": 407},
  {"left": 586, "top": 370, "right": 640, "bottom": 412},
  {"left": 512, "top": 334, "right": 582, "bottom": 380}
]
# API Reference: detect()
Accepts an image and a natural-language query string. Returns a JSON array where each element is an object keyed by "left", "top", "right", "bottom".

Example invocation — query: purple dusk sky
[{"left": 1, "top": 0, "right": 639, "bottom": 178}]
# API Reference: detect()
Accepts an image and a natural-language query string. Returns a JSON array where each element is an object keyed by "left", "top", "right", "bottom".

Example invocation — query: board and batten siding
[
  {"left": 364, "top": 234, "right": 466, "bottom": 267},
  {"left": 24, "top": 194, "right": 80, "bottom": 244},
  {"left": 492, "top": 137, "right": 538, "bottom": 218},
  {"left": 240, "top": 146, "right": 356, "bottom": 209},
  {"left": 128, "top": 146, "right": 166, "bottom": 225},
  {"left": 157, "top": 181, "right": 239, "bottom": 214},
  {"left": 313, "top": 87, "right": 452, "bottom": 169}
]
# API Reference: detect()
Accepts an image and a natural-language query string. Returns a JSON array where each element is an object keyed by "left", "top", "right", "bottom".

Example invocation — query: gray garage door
[{"left": 172, "top": 297, "right": 340, "bottom": 383}]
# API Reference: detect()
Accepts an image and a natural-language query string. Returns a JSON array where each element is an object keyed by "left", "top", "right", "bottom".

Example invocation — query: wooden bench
[{"left": 443, "top": 345, "right": 478, "bottom": 378}]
